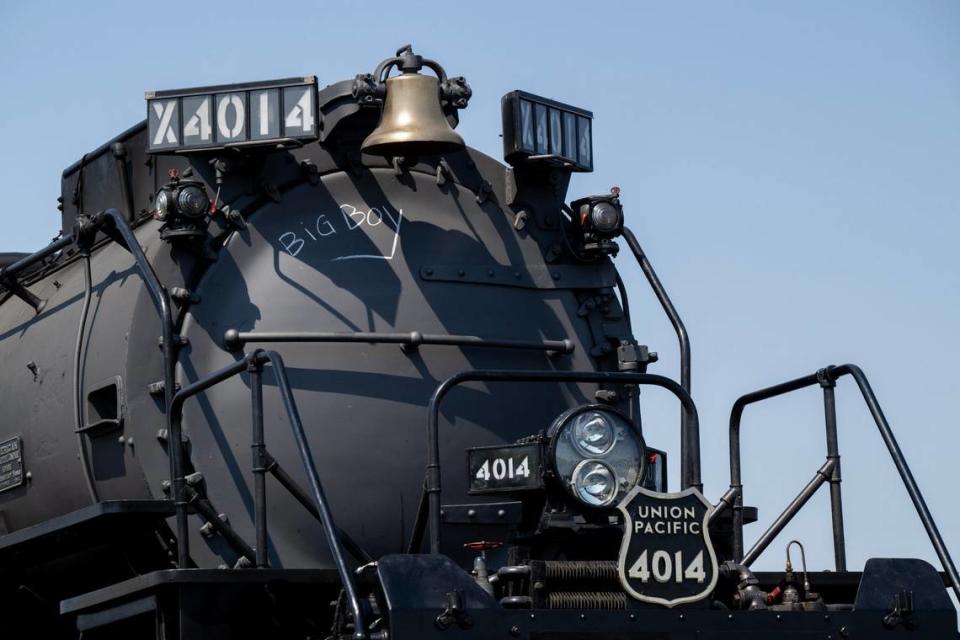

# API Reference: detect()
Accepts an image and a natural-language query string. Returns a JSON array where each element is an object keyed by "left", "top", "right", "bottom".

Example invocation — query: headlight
[
  {"left": 570, "top": 410, "right": 616, "bottom": 456},
  {"left": 549, "top": 405, "right": 645, "bottom": 509},
  {"left": 571, "top": 460, "right": 618, "bottom": 507}
]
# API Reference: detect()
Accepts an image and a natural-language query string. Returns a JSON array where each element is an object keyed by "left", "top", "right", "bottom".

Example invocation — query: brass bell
[{"left": 361, "top": 72, "right": 465, "bottom": 157}]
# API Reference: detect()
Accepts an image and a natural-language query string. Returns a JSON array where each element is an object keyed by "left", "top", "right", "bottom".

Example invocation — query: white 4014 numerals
[
  {"left": 628, "top": 549, "right": 706, "bottom": 584},
  {"left": 476, "top": 456, "right": 531, "bottom": 482}
]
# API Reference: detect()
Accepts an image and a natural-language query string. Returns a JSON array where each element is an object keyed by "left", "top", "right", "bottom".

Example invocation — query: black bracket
[
  {"left": 435, "top": 590, "right": 473, "bottom": 630},
  {"left": 883, "top": 590, "right": 916, "bottom": 630}
]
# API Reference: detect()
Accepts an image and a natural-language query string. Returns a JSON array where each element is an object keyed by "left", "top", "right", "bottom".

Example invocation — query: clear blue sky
[{"left": 2, "top": 1, "right": 958, "bottom": 575}]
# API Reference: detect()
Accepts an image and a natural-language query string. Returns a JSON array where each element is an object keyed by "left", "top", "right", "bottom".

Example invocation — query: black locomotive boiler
[{"left": 0, "top": 46, "right": 957, "bottom": 639}]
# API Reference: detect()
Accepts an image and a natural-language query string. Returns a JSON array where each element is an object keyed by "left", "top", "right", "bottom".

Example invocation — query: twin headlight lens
[{"left": 550, "top": 406, "right": 645, "bottom": 508}]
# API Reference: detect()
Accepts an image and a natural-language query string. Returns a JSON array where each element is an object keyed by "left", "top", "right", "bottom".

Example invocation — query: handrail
[
  {"left": 0, "top": 234, "right": 74, "bottom": 312},
  {"left": 83, "top": 209, "right": 182, "bottom": 564},
  {"left": 169, "top": 350, "right": 367, "bottom": 640},
  {"left": 620, "top": 227, "right": 695, "bottom": 489},
  {"left": 411, "top": 368, "right": 700, "bottom": 555},
  {"left": 0, "top": 233, "right": 74, "bottom": 281},
  {"left": 725, "top": 363, "right": 960, "bottom": 603},
  {"left": 224, "top": 329, "right": 574, "bottom": 356}
]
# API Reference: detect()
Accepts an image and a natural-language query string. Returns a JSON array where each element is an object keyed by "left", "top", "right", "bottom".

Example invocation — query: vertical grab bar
[{"left": 620, "top": 227, "right": 695, "bottom": 489}]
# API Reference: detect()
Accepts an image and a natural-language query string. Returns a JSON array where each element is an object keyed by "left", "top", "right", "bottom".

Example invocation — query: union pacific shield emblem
[{"left": 617, "top": 486, "right": 718, "bottom": 607}]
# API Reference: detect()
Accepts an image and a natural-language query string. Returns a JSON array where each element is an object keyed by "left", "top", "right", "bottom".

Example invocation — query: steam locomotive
[{"left": 0, "top": 46, "right": 956, "bottom": 639}]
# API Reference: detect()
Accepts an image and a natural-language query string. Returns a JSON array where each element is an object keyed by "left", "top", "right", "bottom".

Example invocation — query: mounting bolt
[
  {"left": 170, "top": 287, "right": 199, "bottom": 304},
  {"left": 200, "top": 522, "right": 215, "bottom": 538},
  {"left": 509, "top": 626, "right": 520, "bottom": 637}
]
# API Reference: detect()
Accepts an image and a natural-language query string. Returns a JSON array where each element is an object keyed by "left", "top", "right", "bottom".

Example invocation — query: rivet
[
  {"left": 629, "top": 613, "right": 636, "bottom": 621},
  {"left": 529, "top": 614, "right": 536, "bottom": 620},
  {"left": 25, "top": 471, "right": 32, "bottom": 480},
  {"left": 579, "top": 614, "right": 586, "bottom": 621},
  {"left": 487, "top": 269, "right": 495, "bottom": 277},
  {"left": 728, "top": 614, "right": 733, "bottom": 620},
  {"left": 509, "top": 625, "right": 520, "bottom": 637},
  {"left": 497, "top": 509, "right": 505, "bottom": 517},
  {"left": 678, "top": 613, "right": 685, "bottom": 621},
  {"left": 776, "top": 614, "right": 782, "bottom": 621},
  {"left": 551, "top": 272, "right": 560, "bottom": 280},
  {"left": 425, "top": 268, "right": 434, "bottom": 276},
  {"left": 458, "top": 269, "right": 466, "bottom": 277},
  {"left": 467, "top": 509, "right": 476, "bottom": 517}
]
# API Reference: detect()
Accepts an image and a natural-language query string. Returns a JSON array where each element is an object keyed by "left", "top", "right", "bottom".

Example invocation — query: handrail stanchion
[
  {"left": 250, "top": 361, "right": 268, "bottom": 568},
  {"left": 819, "top": 371, "right": 847, "bottom": 571}
]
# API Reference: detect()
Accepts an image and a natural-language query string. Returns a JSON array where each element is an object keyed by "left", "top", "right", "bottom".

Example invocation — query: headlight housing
[{"left": 548, "top": 405, "right": 646, "bottom": 508}]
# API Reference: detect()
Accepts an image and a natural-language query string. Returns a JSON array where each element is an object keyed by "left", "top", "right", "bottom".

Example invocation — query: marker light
[{"left": 176, "top": 184, "right": 210, "bottom": 218}]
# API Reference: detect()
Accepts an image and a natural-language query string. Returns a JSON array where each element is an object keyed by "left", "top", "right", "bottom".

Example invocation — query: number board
[
  {"left": 146, "top": 77, "right": 318, "bottom": 153},
  {"left": 0, "top": 436, "right": 24, "bottom": 493},
  {"left": 616, "top": 486, "right": 718, "bottom": 607},
  {"left": 467, "top": 443, "right": 542, "bottom": 494}
]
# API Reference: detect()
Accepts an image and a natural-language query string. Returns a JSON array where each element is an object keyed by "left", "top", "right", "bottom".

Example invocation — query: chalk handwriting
[{"left": 277, "top": 203, "right": 403, "bottom": 261}]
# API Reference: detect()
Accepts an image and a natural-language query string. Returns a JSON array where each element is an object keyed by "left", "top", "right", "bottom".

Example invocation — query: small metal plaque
[
  {"left": 0, "top": 437, "right": 24, "bottom": 493},
  {"left": 467, "top": 443, "right": 542, "bottom": 494}
]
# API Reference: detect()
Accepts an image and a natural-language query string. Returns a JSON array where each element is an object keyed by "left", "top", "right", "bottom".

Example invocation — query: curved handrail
[
  {"left": 414, "top": 368, "right": 700, "bottom": 555},
  {"left": 726, "top": 363, "right": 960, "bottom": 603}
]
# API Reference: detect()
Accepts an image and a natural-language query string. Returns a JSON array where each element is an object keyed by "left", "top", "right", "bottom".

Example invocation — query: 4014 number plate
[{"left": 467, "top": 443, "right": 542, "bottom": 494}]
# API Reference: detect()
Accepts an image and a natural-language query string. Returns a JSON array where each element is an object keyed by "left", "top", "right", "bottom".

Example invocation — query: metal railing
[
  {"left": 621, "top": 227, "right": 695, "bottom": 488},
  {"left": 168, "top": 350, "right": 367, "bottom": 640},
  {"left": 715, "top": 363, "right": 960, "bottom": 603},
  {"left": 407, "top": 368, "right": 701, "bottom": 555}
]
